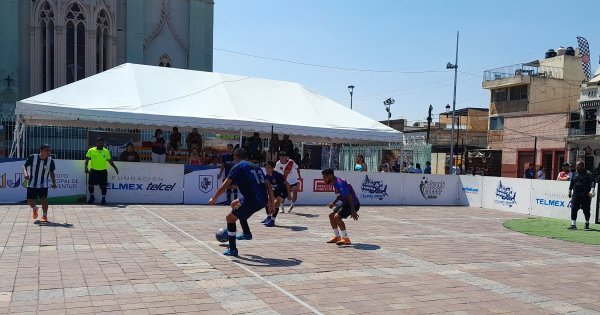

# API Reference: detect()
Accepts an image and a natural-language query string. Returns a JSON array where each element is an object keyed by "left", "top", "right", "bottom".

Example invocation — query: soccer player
[
  {"left": 275, "top": 151, "right": 302, "bottom": 213},
  {"left": 568, "top": 160, "right": 595, "bottom": 230},
  {"left": 322, "top": 168, "right": 360, "bottom": 245},
  {"left": 262, "top": 161, "right": 291, "bottom": 227},
  {"left": 23, "top": 144, "right": 57, "bottom": 222},
  {"left": 84, "top": 138, "right": 119, "bottom": 205},
  {"left": 218, "top": 144, "right": 238, "bottom": 204},
  {"left": 208, "top": 148, "right": 275, "bottom": 256}
]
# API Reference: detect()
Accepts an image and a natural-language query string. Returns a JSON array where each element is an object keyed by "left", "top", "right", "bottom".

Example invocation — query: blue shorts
[{"left": 232, "top": 198, "right": 267, "bottom": 221}]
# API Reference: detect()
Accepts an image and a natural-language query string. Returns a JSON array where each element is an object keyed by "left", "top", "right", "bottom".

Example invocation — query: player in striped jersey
[{"left": 23, "top": 144, "right": 57, "bottom": 222}]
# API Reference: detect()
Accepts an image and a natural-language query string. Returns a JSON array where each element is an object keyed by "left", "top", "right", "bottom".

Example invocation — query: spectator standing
[
  {"left": 188, "top": 149, "right": 201, "bottom": 165},
  {"left": 247, "top": 132, "right": 263, "bottom": 162},
  {"left": 269, "top": 134, "right": 280, "bottom": 160},
  {"left": 354, "top": 154, "right": 367, "bottom": 172},
  {"left": 424, "top": 161, "right": 432, "bottom": 174},
  {"left": 292, "top": 147, "right": 302, "bottom": 164},
  {"left": 85, "top": 138, "right": 119, "bottom": 205},
  {"left": 186, "top": 128, "right": 203, "bottom": 153},
  {"left": 151, "top": 129, "right": 167, "bottom": 163},
  {"left": 300, "top": 152, "right": 311, "bottom": 169},
  {"left": 23, "top": 144, "right": 57, "bottom": 223},
  {"left": 279, "top": 135, "right": 294, "bottom": 156},
  {"left": 401, "top": 162, "right": 409, "bottom": 173},
  {"left": 537, "top": 166, "right": 545, "bottom": 180},
  {"left": 119, "top": 143, "right": 140, "bottom": 162},
  {"left": 408, "top": 162, "right": 416, "bottom": 173},
  {"left": 557, "top": 163, "right": 570, "bottom": 181},
  {"left": 219, "top": 144, "right": 238, "bottom": 204},
  {"left": 568, "top": 160, "right": 596, "bottom": 230},
  {"left": 524, "top": 163, "right": 535, "bottom": 179},
  {"left": 415, "top": 163, "right": 423, "bottom": 174},
  {"left": 168, "top": 127, "right": 182, "bottom": 156}
]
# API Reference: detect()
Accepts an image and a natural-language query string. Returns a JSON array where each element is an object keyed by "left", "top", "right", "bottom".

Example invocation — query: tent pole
[
  {"left": 270, "top": 125, "right": 274, "bottom": 161},
  {"left": 239, "top": 131, "right": 243, "bottom": 148},
  {"left": 329, "top": 143, "right": 333, "bottom": 169},
  {"left": 10, "top": 115, "right": 20, "bottom": 158}
]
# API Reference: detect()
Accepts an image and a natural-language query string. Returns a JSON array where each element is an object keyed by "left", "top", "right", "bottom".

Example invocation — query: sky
[{"left": 213, "top": 0, "right": 600, "bottom": 124}]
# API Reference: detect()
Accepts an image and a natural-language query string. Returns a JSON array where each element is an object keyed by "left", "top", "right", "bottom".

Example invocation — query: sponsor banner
[
  {"left": 403, "top": 174, "right": 460, "bottom": 206},
  {"left": 183, "top": 165, "right": 223, "bottom": 204},
  {"left": 458, "top": 175, "right": 483, "bottom": 207},
  {"left": 531, "top": 180, "right": 598, "bottom": 222},
  {"left": 482, "top": 177, "right": 531, "bottom": 214},
  {"left": 105, "top": 162, "right": 183, "bottom": 204},
  {"left": 0, "top": 158, "right": 86, "bottom": 203}
]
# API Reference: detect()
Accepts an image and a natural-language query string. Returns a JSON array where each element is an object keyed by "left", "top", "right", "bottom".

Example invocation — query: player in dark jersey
[
  {"left": 209, "top": 148, "right": 275, "bottom": 256},
  {"left": 322, "top": 168, "right": 360, "bottom": 246},
  {"left": 218, "top": 144, "right": 238, "bottom": 204},
  {"left": 262, "top": 161, "right": 291, "bottom": 227}
]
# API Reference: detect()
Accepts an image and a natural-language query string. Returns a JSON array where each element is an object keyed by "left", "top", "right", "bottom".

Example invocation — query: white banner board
[
  {"left": 0, "top": 158, "right": 86, "bottom": 203},
  {"left": 530, "top": 180, "right": 598, "bottom": 222},
  {"left": 103, "top": 162, "right": 184, "bottom": 204},
  {"left": 458, "top": 175, "right": 483, "bottom": 207},
  {"left": 403, "top": 174, "right": 460, "bottom": 206},
  {"left": 183, "top": 166, "right": 224, "bottom": 204},
  {"left": 482, "top": 177, "right": 531, "bottom": 214}
]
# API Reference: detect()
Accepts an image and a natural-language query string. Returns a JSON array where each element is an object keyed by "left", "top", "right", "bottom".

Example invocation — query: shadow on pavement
[
  {"left": 273, "top": 225, "right": 308, "bottom": 231},
  {"left": 234, "top": 255, "right": 302, "bottom": 267},
  {"left": 291, "top": 213, "right": 319, "bottom": 218},
  {"left": 34, "top": 221, "right": 74, "bottom": 228},
  {"left": 342, "top": 243, "right": 381, "bottom": 251}
]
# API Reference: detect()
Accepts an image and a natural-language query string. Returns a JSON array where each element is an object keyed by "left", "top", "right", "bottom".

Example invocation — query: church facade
[{"left": 0, "top": 0, "right": 214, "bottom": 113}]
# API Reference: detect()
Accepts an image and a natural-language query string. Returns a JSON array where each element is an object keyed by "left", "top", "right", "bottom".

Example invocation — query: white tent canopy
[{"left": 16, "top": 63, "right": 401, "bottom": 143}]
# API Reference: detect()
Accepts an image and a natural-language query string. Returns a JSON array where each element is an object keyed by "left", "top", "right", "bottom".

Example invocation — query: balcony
[
  {"left": 490, "top": 99, "right": 528, "bottom": 115},
  {"left": 483, "top": 64, "right": 563, "bottom": 89}
]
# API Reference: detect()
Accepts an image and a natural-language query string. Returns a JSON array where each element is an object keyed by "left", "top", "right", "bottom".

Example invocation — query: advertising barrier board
[
  {"left": 481, "top": 177, "right": 531, "bottom": 214},
  {"left": 403, "top": 174, "right": 460, "bottom": 206},
  {"left": 458, "top": 175, "right": 483, "bottom": 207},
  {"left": 183, "top": 165, "right": 224, "bottom": 204},
  {"left": 530, "top": 180, "right": 598, "bottom": 222}
]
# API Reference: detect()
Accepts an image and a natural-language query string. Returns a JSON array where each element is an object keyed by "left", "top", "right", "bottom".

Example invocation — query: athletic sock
[
  {"left": 227, "top": 223, "right": 237, "bottom": 250},
  {"left": 32, "top": 206, "right": 38, "bottom": 211},
  {"left": 340, "top": 230, "right": 348, "bottom": 238},
  {"left": 239, "top": 219, "right": 251, "bottom": 235},
  {"left": 333, "top": 229, "right": 340, "bottom": 237},
  {"left": 571, "top": 220, "right": 576, "bottom": 226}
]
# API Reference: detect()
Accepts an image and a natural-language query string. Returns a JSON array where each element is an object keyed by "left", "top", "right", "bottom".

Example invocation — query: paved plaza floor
[{"left": 0, "top": 204, "right": 599, "bottom": 315}]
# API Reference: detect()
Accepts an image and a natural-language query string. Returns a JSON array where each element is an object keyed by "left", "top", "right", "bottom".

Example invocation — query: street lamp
[
  {"left": 447, "top": 31, "right": 459, "bottom": 174},
  {"left": 383, "top": 98, "right": 394, "bottom": 126},
  {"left": 445, "top": 104, "right": 450, "bottom": 117},
  {"left": 348, "top": 85, "right": 355, "bottom": 110}
]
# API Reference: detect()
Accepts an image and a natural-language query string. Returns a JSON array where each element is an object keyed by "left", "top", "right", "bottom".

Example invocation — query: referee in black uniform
[
  {"left": 23, "top": 144, "right": 57, "bottom": 223},
  {"left": 568, "top": 160, "right": 596, "bottom": 230}
]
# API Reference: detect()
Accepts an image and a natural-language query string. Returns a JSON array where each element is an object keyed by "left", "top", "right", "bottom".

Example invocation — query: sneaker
[
  {"left": 327, "top": 236, "right": 341, "bottom": 243},
  {"left": 336, "top": 237, "right": 352, "bottom": 245},
  {"left": 261, "top": 216, "right": 271, "bottom": 224},
  {"left": 236, "top": 233, "right": 252, "bottom": 240},
  {"left": 100, "top": 198, "right": 107, "bottom": 205},
  {"left": 87, "top": 196, "right": 95, "bottom": 204},
  {"left": 288, "top": 204, "right": 294, "bottom": 213},
  {"left": 32, "top": 209, "right": 38, "bottom": 220},
  {"left": 585, "top": 223, "right": 591, "bottom": 230},
  {"left": 223, "top": 248, "right": 238, "bottom": 256},
  {"left": 264, "top": 219, "right": 275, "bottom": 227},
  {"left": 568, "top": 225, "right": 577, "bottom": 230},
  {"left": 41, "top": 215, "right": 48, "bottom": 223}
]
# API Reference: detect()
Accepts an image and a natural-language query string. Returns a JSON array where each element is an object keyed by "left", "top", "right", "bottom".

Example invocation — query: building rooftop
[{"left": 437, "top": 107, "right": 489, "bottom": 116}]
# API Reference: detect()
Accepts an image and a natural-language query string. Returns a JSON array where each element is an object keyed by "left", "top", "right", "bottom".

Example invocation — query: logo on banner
[
  {"left": 198, "top": 174, "right": 214, "bottom": 193},
  {"left": 495, "top": 181, "right": 516, "bottom": 207},
  {"left": 0, "top": 173, "right": 24, "bottom": 188},
  {"left": 462, "top": 186, "right": 479, "bottom": 194},
  {"left": 420, "top": 177, "right": 445, "bottom": 199},
  {"left": 536, "top": 192, "right": 571, "bottom": 208},
  {"left": 313, "top": 179, "right": 334, "bottom": 192},
  {"left": 360, "top": 175, "right": 388, "bottom": 200}
]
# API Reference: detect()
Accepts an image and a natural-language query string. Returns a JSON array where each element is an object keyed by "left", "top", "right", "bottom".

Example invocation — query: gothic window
[
  {"left": 65, "top": 2, "right": 86, "bottom": 83},
  {"left": 158, "top": 54, "right": 172, "bottom": 67},
  {"left": 96, "top": 10, "right": 109, "bottom": 73},
  {"left": 39, "top": 1, "right": 55, "bottom": 92}
]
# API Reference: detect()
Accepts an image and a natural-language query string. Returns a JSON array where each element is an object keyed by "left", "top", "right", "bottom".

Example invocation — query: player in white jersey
[
  {"left": 23, "top": 144, "right": 57, "bottom": 223},
  {"left": 275, "top": 151, "right": 302, "bottom": 212}
]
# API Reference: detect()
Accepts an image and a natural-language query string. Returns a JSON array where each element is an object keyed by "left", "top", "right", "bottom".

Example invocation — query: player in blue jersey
[
  {"left": 262, "top": 161, "right": 291, "bottom": 227},
  {"left": 209, "top": 148, "right": 275, "bottom": 256},
  {"left": 218, "top": 144, "right": 238, "bottom": 204},
  {"left": 322, "top": 168, "right": 360, "bottom": 245}
]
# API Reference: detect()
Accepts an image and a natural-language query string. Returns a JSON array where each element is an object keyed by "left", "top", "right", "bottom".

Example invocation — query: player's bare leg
[
  {"left": 264, "top": 197, "right": 282, "bottom": 227},
  {"left": 327, "top": 211, "right": 341, "bottom": 243},
  {"left": 27, "top": 199, "right": 38, "bottom": 220},
  {"left": 224, "top": 210, "right": 239, "bottom": 256},
  {"left": 40, "top": 196, "right": 49, "bottom": 222},
  {"left": 288, "top": 186, "right": 298, "bottom": 212},
  {"left": 334, "top": 213, "right": 351, "bottom": 245}
]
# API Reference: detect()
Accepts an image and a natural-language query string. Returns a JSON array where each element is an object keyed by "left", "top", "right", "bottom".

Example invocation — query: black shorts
[
  {"left": 27, "top": 187, "right": 48, "bottom": 200},
  {"left": 274, "top": 188, "right": 288, "bottom": 200},
  {"left": 88, "top": 169, "right": 108, "bottom": 186},
  {"left": 232, "top": 198, "right": 267, "bottom": 221},
  {"left": 290, "top": 182, "right": 299, "bottom": 188},
  {"left": 333, "top": 204, "right": 360, "bottom": 219},
  {"left": 571, "top": 195, "right": 591, "bottom": 212}
]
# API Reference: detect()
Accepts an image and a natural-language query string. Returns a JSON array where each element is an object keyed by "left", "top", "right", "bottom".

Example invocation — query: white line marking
[{"left": 137, "top": 205, "right": 323, "bottom": 315}]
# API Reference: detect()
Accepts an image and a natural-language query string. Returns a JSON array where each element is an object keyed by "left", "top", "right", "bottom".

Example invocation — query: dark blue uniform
[
  {"left": 221, "top": 153, "right": 235, "bottom": 177},
  {"left": 266, "top": 171, "right": 288, "bottom": 199},
  {"left": 227, "top": 161, "right": 268, "bottom": 220}
]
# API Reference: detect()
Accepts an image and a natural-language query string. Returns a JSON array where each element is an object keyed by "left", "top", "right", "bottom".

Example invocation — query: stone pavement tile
[{"left": 147, "top": 306, "right": 176, "bottom": 314}]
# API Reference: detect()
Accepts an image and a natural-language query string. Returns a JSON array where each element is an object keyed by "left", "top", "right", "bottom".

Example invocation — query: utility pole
[
  {"left": 426, "top": 105, "right": 433, "bottom": 144},
  {"left": 447, "top": 31, "right": 459, "bottom": 174},
  {"left": 533, "top": 136, "right": 537, "bottom": 177}
]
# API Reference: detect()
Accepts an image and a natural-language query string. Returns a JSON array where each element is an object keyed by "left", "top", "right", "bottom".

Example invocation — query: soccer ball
[{"left": 215, "top": 228, "right": 229, "bottom": 243}]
